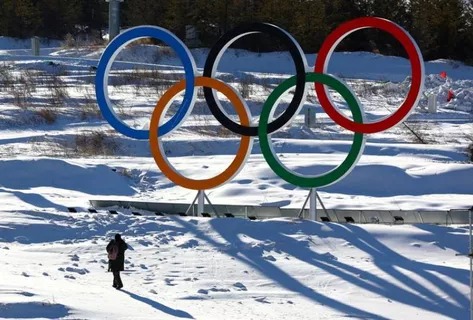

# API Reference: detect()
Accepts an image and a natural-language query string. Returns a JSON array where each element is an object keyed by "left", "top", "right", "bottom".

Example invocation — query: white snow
[{"left": 0, "top": 36, "right": 472, "bottom": 319}]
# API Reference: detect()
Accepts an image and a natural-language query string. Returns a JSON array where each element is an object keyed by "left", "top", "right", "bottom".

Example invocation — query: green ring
[{"left": 258, "top": 72, "right": 366, "bottom": 188}]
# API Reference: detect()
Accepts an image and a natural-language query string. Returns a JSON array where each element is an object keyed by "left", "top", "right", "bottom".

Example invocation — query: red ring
[{"left": 314, "top": 17, "right": 424, "bottom": 134}]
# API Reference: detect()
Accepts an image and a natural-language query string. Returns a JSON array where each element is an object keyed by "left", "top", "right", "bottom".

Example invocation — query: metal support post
[
  {"left": 298, "top": 189, "right": 312, "bottom": 219},
  {"left": 197, "top": 190, "right": 205, "bottom": 216},
  {"left": 185, "top": 192, "right": 199, "bottom": 216},
  {"left": 203, "top": 192, "right": 220, "bottom": 217},
  {"left": 309, "top": 188, "right": 316, "bottom": 220},
  {"left": 298, "top": 188, "right": 322, "bottom": 221}
]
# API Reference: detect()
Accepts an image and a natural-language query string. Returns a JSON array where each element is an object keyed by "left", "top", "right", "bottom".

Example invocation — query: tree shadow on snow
[
  {"left": 173, "top": 217, "right": 387, "bottom": 320},
  {"left": 174, "top": 218, "right": 468, "bottom": 319}
]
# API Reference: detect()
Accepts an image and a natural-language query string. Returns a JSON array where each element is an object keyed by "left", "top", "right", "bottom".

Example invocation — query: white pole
[
  {"left": 197, "top": 190, "right": 205, "bottom": 216},
  {"left": 107, "top": 0, "right": 123, "bottom": 41},
  {"left": 31, "top": 37, "right": 40, "bottom": 56},
  {"left": 309, "top": 188, "right": 316, "bottom": 220}
]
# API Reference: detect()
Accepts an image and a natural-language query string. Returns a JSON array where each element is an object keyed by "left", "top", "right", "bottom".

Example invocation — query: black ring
[{"left": 203, "top": 22, "right": 307, "bottom": 136}]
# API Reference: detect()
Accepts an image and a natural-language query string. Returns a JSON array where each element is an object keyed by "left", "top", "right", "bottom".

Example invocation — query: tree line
[{"left": 0, "top": 0, "right": 472, "bottom": 63}]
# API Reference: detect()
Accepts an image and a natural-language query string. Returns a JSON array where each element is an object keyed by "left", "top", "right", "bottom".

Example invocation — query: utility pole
[{"left": 106, "top": 0, "right": 124, "bottom": 41}]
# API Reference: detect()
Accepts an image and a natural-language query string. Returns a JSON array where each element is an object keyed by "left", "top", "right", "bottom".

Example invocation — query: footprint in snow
[
  {"left": 197, "top": 289, "right": 208, "bottom": 295},
  {"left": 138, "top": 240, "right": 153, "bottom": 247},
  {"left": 165, "top": 278, "right": 176, "bottom": 286},
  {"left": 69, "top": 254, "right": 80, "bottom": 261},
  {"left": 177, "top": 239, "right": 199, "bottom": 249},
  {"left": 342, "top": 242, "right": 354, "bottom": 248},
  {"left": 184, "top": 277, "right": 199, "bottom": 281},
  {"left": 254, "top": 297, "right": 270, "bottom": 304},
  {"left": 65, "top": 267, "right": 89, "bottom": 275},
  {"left": 209, "top": 287, "right": 230, "bottom": 292},
  {"left": 321, "top": 252, "right": 338, "bottom": 261},
  {"left": 232, "top": 282, "right": 247, "bottom": 291},
  {"left": 263, "top": 255, "right": 276, "bottom": 262}
]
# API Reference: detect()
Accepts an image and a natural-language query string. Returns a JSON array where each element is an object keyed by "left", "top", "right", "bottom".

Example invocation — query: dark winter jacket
[{"left": 106, "top": 238, "right": 128, "bottom": 272}]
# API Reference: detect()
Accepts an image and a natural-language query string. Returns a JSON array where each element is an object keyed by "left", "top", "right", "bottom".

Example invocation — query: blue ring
[{"left": 95, "top": 26, "right": 196, "bottom": 139}]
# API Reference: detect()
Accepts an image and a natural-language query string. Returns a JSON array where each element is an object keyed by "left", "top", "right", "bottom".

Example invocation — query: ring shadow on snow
[
  {"left": 293, "top": 164, "right": 473, "bottom": 196},
  {"left": 120, "top": 290, "right": 194, "bottom": 319},
  {"left": 173, "top": 217, "right": 468, "bottom": 319},
  {"left": 1, "top": 189, "right": 65, "bottom": 210},
  {"left": 0, "top": 302, "right": 70, "bottom": 319}
]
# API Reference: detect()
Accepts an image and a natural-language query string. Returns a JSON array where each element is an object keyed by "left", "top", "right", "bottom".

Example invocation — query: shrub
[
  {"left": 74, "top": 131, "right": 120, "bottom": 156},
  {"left": 79, "top": 91, "right": 102, "bottom": 120},
  {"left": 63, "top": 33, "right": 76, "bottom": 48},
  {"left": 238, "top": 75, "right": 254, "bottom": 98},
  {"left": 35, "top": 108, "right": 58, "bottom": 124}
]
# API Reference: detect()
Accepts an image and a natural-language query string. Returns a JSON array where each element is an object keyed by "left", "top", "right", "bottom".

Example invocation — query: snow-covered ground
[{"left": 0, "top": 36, "right": 472, "bottom": 319}]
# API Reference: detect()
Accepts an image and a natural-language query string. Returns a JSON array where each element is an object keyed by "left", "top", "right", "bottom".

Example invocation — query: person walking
[{"left": 106, "top": 233, "right": 128, "bottom": 289}]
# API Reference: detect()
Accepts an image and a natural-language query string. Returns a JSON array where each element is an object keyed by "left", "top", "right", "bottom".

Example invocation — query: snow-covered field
[{"left": 0, "top": 35, "right": 472, "bottom": 319}]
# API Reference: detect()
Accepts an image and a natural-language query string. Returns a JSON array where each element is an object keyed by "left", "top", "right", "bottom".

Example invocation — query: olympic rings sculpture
[{"left": 95, "top": 17, "right": 425, "bottom": 190}]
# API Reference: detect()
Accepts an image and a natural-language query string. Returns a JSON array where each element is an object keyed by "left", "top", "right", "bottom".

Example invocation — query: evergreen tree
[
  {"left": 0, "top": 0, "right": 471, "bottom": 63},
  {"left": 321, "top": 0, "right": 366, "bottom": 52},
  {"left": 75, "top": 0, "right": 108, "bottom": 36},
  {"left": 185, "top": 0, "right": 227, "bottom": 45},
  {"left": 36, "top": 0, "right": 79, "bottom": 39},
  {"left": 409, "top": 0, "right": 472, "bottom": 61},
  {"left": 122, "top": 0, "right": 169, "bottom": 27},
  {"left": 290, "top": 0, "right": 327, "bottom": 53},
  {"left": 0, "top": 0, "right": 42, "bottom": 38},
  {"left": 361, "top": 0, "right": 410, "bottom": 56},
  {"left": 462, "top": 0, "right": 473, "bottom": 64},
  {"left": 163, "top": 0, "right": 188, "bottom": 38}
]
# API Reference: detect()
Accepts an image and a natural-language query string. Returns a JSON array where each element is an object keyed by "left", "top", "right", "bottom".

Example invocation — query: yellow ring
[{"left": 149, "top": 76, "right": 252, "bottom": 190}]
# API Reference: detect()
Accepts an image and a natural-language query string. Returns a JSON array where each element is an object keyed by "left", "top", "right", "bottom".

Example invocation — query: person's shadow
[{"left": 120, "top": 290, "right": 194, "bottom": 319}]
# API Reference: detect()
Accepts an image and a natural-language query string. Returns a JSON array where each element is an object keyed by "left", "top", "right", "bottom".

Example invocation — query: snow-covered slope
[{"left": 0, "top": 36, "right": 472, "bottom": 319}]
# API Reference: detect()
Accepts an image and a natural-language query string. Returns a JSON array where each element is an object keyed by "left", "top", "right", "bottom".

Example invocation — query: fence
[{"left": 89, "top": 199, "right": 471, "bottom": 224}]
